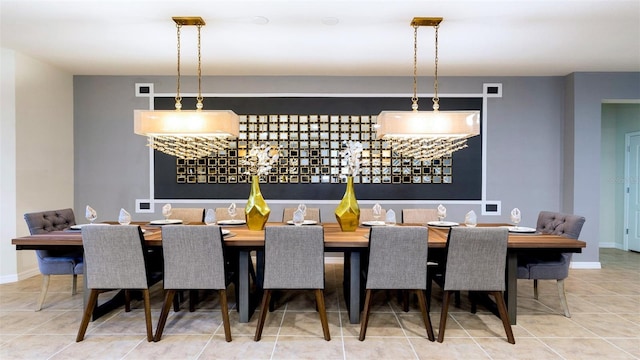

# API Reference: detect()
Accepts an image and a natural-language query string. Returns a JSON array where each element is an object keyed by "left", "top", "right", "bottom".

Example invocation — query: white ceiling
[{"left": 1, "top": 0, "right": 639, "bottom": 77}]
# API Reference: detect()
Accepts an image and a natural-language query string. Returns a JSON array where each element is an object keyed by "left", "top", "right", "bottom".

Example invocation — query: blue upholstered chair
[
  {"left": 517, "top": 211, "right": 586, "bottom": 317},
  {"left": 359, "top": 226, "right": 434, "bottom": 341},
  {"left": 154, "top": 225, "right": 233, "bottom": 342},
  {"left": 23, "top": 208, "right": 84, "bottom": 311},
  {"left": 76, "top": 225, "right": 153, "bottom": 342},
  {"left": 438, "top": 227, "right": 515, "bottom": 344},
  {"left": 254, "top": 226, "right": 330, "bottom": 341}
]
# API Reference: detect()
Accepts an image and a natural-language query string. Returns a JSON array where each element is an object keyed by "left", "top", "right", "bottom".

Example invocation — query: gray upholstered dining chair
[
  {"left": 359, "top": 226, "right": 434, "bottom": 341},
  {"left": 282, "top": 207, "right": 321, "bottom": 222},
  {"left": 23, "top": 208, "right": 84, "bottom": 311},
  {"left": 254, "top": 226, "right": 330, "bottom": 341},
  {"left": 402, "top": 208, "right": 439, "bottom": 224},
  {"left": 169, "top": 208, "right": 205, "bottom": 223},
  {"left": 438, "top": 227, "right": 515, "bottom": 344},
  {"left": 517, "top": 211, "right": 586, "bottom": 318},
  {"left": 76, "top": 225, "right": 153, "bottom": 342},
  {"left": 154, "top": 225, "right": 232, "bottom": 342}
]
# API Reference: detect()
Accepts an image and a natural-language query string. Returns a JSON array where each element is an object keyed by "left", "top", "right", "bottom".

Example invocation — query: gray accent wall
[{"left": 73, "top": 74, "right": 640, "bottom": 266}]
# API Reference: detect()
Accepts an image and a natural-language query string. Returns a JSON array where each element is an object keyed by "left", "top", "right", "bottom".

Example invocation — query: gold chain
[
  {"left": 196, "top": 24, "right": 204, "bottom": 108},
  {"left": 432, "top": 24, "right": 440, "bottom": 111},
  {"left": 411, "top": 24, "right": 419, "bottom": 111},
  {"left": 175, "top": 23, "right": 182, "bottom": 110}
]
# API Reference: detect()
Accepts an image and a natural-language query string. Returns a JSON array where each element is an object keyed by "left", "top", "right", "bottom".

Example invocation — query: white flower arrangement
[
  {"left": 240, "top": 143, "right": 280, "bottom": 176},
  {"left": 340, "top": 140, "right": 363, "bottom": 178}
]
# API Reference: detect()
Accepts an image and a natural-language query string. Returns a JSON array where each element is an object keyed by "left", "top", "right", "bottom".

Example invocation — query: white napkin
[
  {"left": 464, "top": 210, "right": 477, "bottom": 227},
  {"left": 297, "top": 203, "right": 307, "bottom": 217},
  {"left": 118, "top": 208, "right": 131, "bottom": 225},
  {"left": 85, "top": 205, "right": 97, "bottom": 223},
  {"left": 372, "top": 203, "right": 382, "bottom": 218},
  {"left": 162, "top": 203, "right": 172, "bottom": 218},
  {"left": 385, "top": 209, "right": 396, "bottom": 225},
  {"left": 437, "top": 204, "right": 447, "bottom": 220},
  {"left": 293, "top": 209, "right": 305, "bottom": 225},
  {"left": 204, "top": 208, "right": 216, "bottom": 225},
  {"left": 510, "top": 208, "right": 521, "bottom": 226}
]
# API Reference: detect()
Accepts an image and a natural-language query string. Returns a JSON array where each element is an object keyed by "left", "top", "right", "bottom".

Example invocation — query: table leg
[
  {"left": 506, "top": 252, "right": 517, "bottom": 325},
  {"left": 238, "top": 250, "right": 251, "bottom": 323},
  {"left": 348, "top": 251, "right": 361, "bottom": 324}
]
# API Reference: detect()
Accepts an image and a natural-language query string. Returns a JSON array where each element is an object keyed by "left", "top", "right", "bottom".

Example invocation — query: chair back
[
  {"left": 360, "top": 208, "right": 387, "bottom": 223},
  {"left": 169, "top": 208, "right": 205, "bottom": 223},
  {"left": 536, "top": 211, "right": 585, "bottom": 239},
  {"left": 215, "top": 208, "right": 246, "bottom": 221},
  {"left": 263, "top": 226, "right": 324, "bottom": 289},
  {"left": 282, "top": 208, "right": 321, "bottom": 222},
  {"left": 402, "top": 209, "right": 438, "bottom": 224},
  {"left": 160, "top": 225, "right": 227, "bottom": 289},
  {"left": 82, "top": 225, "right": 148, "bottom": 289},
  {"left": 366, "top": 226, "right": 428, "bottom": 290},
  {"left": 24, "top": 208, "right": 76, "bottom": 234},
  {"left": 443, "top": 227, "right": 508, "bottom": 292}
]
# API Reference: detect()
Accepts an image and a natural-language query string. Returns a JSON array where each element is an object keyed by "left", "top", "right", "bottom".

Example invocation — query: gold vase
[
  {"left": 335, "top": 176, "right": 360, "bottom": 231},
  {"left": 245, "top": 175, "right": 270, "bottom": 231}
]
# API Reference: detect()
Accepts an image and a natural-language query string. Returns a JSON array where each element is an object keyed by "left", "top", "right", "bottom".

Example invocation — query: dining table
[{"left": 12, "top": 221, "right": 586, "bottom": 325}]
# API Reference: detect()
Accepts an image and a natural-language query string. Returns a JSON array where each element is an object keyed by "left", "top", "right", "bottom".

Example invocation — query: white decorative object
[
  {"left": 228, "top": 203, "right": 237, "bottom": 220},
  {"left": 340, "top": 140, "right": 363, "bottom": 178},
  {"left": 385, "top": 209, "right": 396, "bottom": 226},
  {"left": 240, "top": 143, "right": 280, "bottom": 176},
  {"left": 293, "top": 209, "right": 305, "bottom": 226},
  {"left": 85, "top": 205, "right": 97, "bottom": 224},
  {"left": 204, "top": 208, "right": 216, "bottom": 225},
  {"left": 118, "top": 208, "right": 131, "bottom": 225},
  {"left": 464, "top": 210, "right": 477, "bottom": 227},
  {"left": 297, "top": 203, "right": 307, "bottom": 217}
]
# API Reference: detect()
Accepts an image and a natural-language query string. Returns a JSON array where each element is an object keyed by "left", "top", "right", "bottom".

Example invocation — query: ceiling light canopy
[
  {"left": 134, "top": 17, "right": 239, "bottom": 160},
  {"left": 376, "top": 17, "right": 480, "bottom": 161}
]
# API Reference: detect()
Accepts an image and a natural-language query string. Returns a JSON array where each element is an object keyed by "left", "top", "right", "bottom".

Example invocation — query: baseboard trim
[
  {"left": 570, "top": 261, "right": 602, "bottom": 269},
  {"left": 599, "top": 242, "right": 622, "bottom": 249},
  {"left": 0, "top": 268, "right": 41, "bottom": 284}
]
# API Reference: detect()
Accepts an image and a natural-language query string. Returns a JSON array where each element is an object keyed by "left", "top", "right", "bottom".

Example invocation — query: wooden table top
[{"left": 12, "top": 222, "right": 586, "bottom": 251}]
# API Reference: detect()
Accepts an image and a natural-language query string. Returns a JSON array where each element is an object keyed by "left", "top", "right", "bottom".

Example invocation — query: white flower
[
  {"left": 340, "top": 140, "right": 363, "bottom": 178},
  {"left": 240, "top": 143, "right": 281, "bottom": 176}
]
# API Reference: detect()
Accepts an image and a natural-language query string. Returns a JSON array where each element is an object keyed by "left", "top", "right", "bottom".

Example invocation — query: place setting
[
  {"left": 502, "top": 208, "right": 537, "bottom": 233},
  {"left": 427, "top": 204, "right": 459, "bottom": 227},
  {"left": 287, "top": 204, "right": 318, "bottom": 226},
  {"left": 216, "top": 203, "right": 247, "bottom": 225},
  {"left": 148, "top": 204, "right": 183, "bottom": 225}
]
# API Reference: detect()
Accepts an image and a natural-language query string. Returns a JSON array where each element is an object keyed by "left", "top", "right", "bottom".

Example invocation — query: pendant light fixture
[
  {"left": 134, "top": 17, "right": 239, "bottom": 159},
  {"left": 376, "top": 17, "right": 480, "bottom": 161}
]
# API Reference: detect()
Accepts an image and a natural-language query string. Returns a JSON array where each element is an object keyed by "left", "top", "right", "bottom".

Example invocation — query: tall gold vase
[
  {"left": 335, "top": 176, "right": 360, "bottom": 231},
  {"left": 245, "top": 175, "right": 270, "bottom": 230}
]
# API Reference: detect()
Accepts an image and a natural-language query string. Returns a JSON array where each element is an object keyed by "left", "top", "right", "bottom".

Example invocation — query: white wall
[
  {"left": 0, "top": 49, "right": 74, "bottom": 282},
  {"left": 0, "top": 49, "right": 18, "bottom": 282}
]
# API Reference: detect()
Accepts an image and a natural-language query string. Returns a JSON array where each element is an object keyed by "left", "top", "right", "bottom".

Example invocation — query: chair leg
[
  {"left": 533, "top": 279, "right": 539, "bottom": 299},
  {"left": 154, "top": 290, "right": 176, "bottom": 342},
  {"left": 35, "top": 275, "right": 51, "bottom": 311},
  {"left": 557, "top": 279, "right": 571, "bottom": 318},
  {"left": 142, "top": 289, "right": 153, "bottom": 342},
  {"left": 254, "top": 289, "right": 272, "bottom": 341},
  {"left": 402, "top": 290, "right": 410, "bottom": 312},
  {"left": 415, "top": 290, "right": 435, "bottom": 341},
  {"left": 219, "top": 289, "right": 232, "bottom": 342},
  {"left": 359, "top": 289, "right": 373, "bottom": 341},
  {"left": 72, "top": 274, "right": 78, "bottom": 296},
  {"left": 124, "top": 290, "right": 131, "bottom": 312},
  {"left": 173, "top": 291, "right": 181, "bottom": 312},
  {"left": 189, "top": 290, "right": 198, "bottom": 312},
  {"left": 76, "top": 289, "right": 99, "bottom": 342},
  {"left": 437, "top": 291, "right": 452, "bottom": 343},
  {"left": 314, "top": 289, "right": 331, "bottom": 341},
  {"left": 490, "top": 291, "right": 515, "bottom": 344}
]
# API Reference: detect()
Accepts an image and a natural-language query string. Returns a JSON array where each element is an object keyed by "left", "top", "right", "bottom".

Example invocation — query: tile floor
[{"left": 1, "top": 248, "right": 638, "bottom": 359}]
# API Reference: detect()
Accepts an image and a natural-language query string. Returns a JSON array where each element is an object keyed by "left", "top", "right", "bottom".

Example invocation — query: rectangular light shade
[
  {"left": 134, "top": 110, "right": 240, "bottom": 137},
  {"left": 376, "top": 110, "right": 480, "bottom": 139}
]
